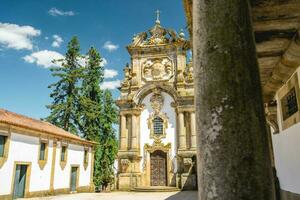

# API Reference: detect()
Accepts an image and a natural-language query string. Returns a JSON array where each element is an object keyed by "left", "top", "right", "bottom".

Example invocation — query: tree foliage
[
  {"left": 78, "top": 47, "right": 104, "bottom": 141},
  {"left": 96, "top": 90, "right": 118, "bottom": 189},
  {"left": 47, "top": 38, "right": 118, "bottom": 190},
  {"left": 46, "top": 36, "right": 83, "bottom": 134}
]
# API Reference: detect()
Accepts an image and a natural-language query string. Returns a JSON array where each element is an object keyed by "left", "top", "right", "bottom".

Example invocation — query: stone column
[
  {"left": 190, "top": 112, "right": 196, "bottom": 149},
  {"left": 193, "top": 0, "right": 275, "bottom": 199},
  {"left": 178, "top": 111, "right": 186, "bottom": 150},
  {"left": 131, "top": 114, "right": 138, "bottom": 150},
  {"left": 120, "top": 114, "right": 127, "bottom": 150}
]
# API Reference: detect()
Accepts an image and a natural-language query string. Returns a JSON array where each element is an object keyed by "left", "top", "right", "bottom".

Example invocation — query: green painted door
[
  {"left": 13, "top": 165, "right": 27, "bottom": 199},
  {"left": 70, "top": 167, "right": 78, "bottom": 191}
]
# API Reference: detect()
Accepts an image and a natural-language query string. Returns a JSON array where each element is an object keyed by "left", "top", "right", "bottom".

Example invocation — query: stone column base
[{"left": 117, "top": 173, "right": 141, "bottom": 190}]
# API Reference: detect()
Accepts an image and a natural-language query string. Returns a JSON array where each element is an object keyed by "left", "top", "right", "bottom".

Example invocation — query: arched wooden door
[{"left": 150, "top": 150, "right": 167, "bottom": 186}]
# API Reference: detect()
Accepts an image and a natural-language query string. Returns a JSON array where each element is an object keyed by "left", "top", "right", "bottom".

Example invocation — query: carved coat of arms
[{"left": 142, "top": 58, "right": 173, "bottom": 81}]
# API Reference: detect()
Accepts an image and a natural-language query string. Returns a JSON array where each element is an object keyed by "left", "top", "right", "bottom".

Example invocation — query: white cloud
[
  {"left": 104, "top": 69, "right": 118, "bottom": 78},
  {"left": 101, "top": 58, "right": 107, "bottom": 66},
  {"left": 78, "top": 56, "right": 87, "bottom": 66},
  {"left": 23, "top": 50, "right": 64, "bottom": 68},
  {"left": 51, "top": 34, "right": 63, "bottom": 48},
  {"left": 103, "top": 41, "right": 119, "bottom": 52},
  {"left": 0, "top": 23, "right": 41, "bottom": 50},
  {"left": 100, "top": 80, "right": 121, "bottom": 90},
  {"left": 48, "top": 8, "right": 75, "bottom": 16}
]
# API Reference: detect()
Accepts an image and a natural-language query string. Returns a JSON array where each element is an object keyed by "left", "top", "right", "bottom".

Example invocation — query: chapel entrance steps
[{"left": 132, "top": 186, "right": 180, "bottom": 192}]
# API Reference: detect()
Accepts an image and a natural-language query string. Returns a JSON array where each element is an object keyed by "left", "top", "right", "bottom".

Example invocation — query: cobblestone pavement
[{"left": 23, "top": 191, "right": 197, "bottom": 200}]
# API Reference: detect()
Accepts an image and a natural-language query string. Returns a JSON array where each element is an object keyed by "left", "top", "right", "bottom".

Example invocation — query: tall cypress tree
[
  {"left": 78, "top": 47, "right": 104, "bottom": 141},
  {"left": 46, "top": 36, "right": 83, "bottom": 134},
  {"left": 78, "top": 47, "right": 118, "bottom": 190},
  {"left": 77, "top": 47, "right": 104, "bottom": 188},
  {"left": 98, "top": 90, "right": 118, "bottom": 190}
]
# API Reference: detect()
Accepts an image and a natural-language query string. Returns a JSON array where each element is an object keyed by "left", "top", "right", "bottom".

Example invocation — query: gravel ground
[{"left": 22, "top": 191, "right": 197, "bottom": 200}]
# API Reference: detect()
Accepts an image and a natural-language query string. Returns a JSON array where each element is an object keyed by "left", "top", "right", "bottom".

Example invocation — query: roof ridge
[{"left": 0, "top": 108, "right": 96, "bottom": 145}]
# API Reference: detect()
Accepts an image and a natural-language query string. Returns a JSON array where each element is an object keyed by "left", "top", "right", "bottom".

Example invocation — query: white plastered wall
[
  {"left": 0, "top": 131, "right": 93, "bottom": 196},
  {"left": 53, "top": 142, "right": 92, "bottom": 190},
  {"left": 139, "top": 92, "right": 177, "bottom": 172},
  {"left": 271, "top": 67, "right": 300, "bottom": 194},
  {"left": 0, "top": 132, "right": 53, "bottom": 195}
]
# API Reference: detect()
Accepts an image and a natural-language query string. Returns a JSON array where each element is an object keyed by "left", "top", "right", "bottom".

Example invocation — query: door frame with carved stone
[
  {"left": 150, "top": 150, "right": 167, "bottom": 186},
  {"left": 143, "top": 141, "right": 172, "bottom": 187}
]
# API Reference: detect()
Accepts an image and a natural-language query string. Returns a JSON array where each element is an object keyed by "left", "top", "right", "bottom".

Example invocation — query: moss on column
[{"left": 193, "top": 0, "right": 275, "bottom": 199}]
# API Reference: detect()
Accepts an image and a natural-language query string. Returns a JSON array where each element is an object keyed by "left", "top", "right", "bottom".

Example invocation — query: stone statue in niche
[{"left": 142, "top": 58, "right": 173, "bottom": 82}]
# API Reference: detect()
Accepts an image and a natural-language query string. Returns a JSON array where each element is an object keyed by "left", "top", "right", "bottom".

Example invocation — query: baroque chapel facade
[{"left": 116, "top": 15, "right": 197, "bottom": 190}]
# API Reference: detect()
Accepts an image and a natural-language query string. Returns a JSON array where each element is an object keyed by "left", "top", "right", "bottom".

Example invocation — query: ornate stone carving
[
  {"left": 148, "top": 89, "right": 169, "bottom": 141},
  {"left": 184, "top": 61, "right": 194, "bottom": 83},
  {"left": 121, "top": 64, "right": 132, "bottom": 88},
  {"left": 150, "top": 88, "right": 164, "bottom": 113},
  {"left": 132, "top": 32, "right": 147, "bottom": 46},
  {"left": 147, "top": 112, "right": 168, "bottom": 141},
  {"left": 183, "top": 158, "right": 193, "bottom": 166},
  {"left": 120, "top": 158, "right": 130, "bottom": 173},
  {"left": 128, "top": 21, "right": 187, "bottom": 47},
  {"left": 142, "top": 58, "right": 173, "bottom": 82},
  {"left": 144, "top": 140, "right": 171, "bottom": 153},
  {"left": 143, "top": 141, "right": 171, "bottom": 171},
  {"left": 177, "top": 70, "right": 185, "bottom": 83},
  {"left": 148, "top": 24, "right": 167, "bottom": 45},
  {"left": 131, "top": 73, "right": 138, "bottom": 86},
  {"left": 183, "top": 157, "right": 194, "bottom": 173}
]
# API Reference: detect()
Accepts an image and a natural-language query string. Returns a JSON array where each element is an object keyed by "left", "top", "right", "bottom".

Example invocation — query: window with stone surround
[
  {"left": 60, "top": 143, "right": 68, "bottom": 170},
  {"left": 278, "top": 72, "right": 300, "bottom": 130},
  {"left": 153, "top": 116, "right": 163, "bottom": 135},
  {"left": 83, "top": 148, "right": 89, "bottom": 170},
  {"left": 148, "top": 113, "right": 168, "bottom": 140},
  {"left": 0, "top": 135, "right": 6, "bottom": 157},
  {"left": 281, "top": 87, "right": 298, "bottom": 120},
  {"left": 38, "top": 139, "right": 48, "bottom": 170},
  {"left": 39, "top": 142, "right": 46, "bottom": 160},
  {"left": 0, "top": 131, "right": 10, "bottom": 168},
  {"left": 61, "top": 146, "right": 66, "bottom": 161}
]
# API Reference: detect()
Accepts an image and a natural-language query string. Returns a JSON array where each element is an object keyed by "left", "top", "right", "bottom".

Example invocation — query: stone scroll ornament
[{"left": 142, "top": 58, "right": 173, "bottom": 82}]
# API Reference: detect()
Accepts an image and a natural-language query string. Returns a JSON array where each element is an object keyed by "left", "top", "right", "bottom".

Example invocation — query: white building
[
  {"left": 267, "top": 67, "right": 300, "bottom": 199},
  {"left": 0, "top": 109, "right": 95, "bottom": 199}
]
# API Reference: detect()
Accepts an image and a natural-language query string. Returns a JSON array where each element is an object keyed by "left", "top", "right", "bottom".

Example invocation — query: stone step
[{"left": 133, "top": 186, "right": 181, "bottom": 192}]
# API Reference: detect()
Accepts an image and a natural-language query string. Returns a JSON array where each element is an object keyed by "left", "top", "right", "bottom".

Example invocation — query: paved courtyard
[{"left": 23, "top": 191, "right": 197, "bottom": 200}]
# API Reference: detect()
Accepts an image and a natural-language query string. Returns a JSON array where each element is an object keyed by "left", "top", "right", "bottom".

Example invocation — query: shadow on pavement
[{"left": 164, "top": 191, "right": 198, "bottom": 200}]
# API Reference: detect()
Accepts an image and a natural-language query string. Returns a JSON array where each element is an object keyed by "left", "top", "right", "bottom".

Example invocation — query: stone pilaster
[
  {"left": 131, "top": 114, "right": 138, "bottom": 150},
  {"left": 120, "top": 114, "right": 127, "bottom": 150},
  {"left": 178, "top": 111, "right": 186, "bottom": 150},
  {"left": 190, "top": 112, "right": 196, "bottom": 150}
]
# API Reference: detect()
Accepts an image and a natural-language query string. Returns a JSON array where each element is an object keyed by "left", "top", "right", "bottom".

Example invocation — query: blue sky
[{"left": 0, "top": 0, "right": 187, "bottom": 119}]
